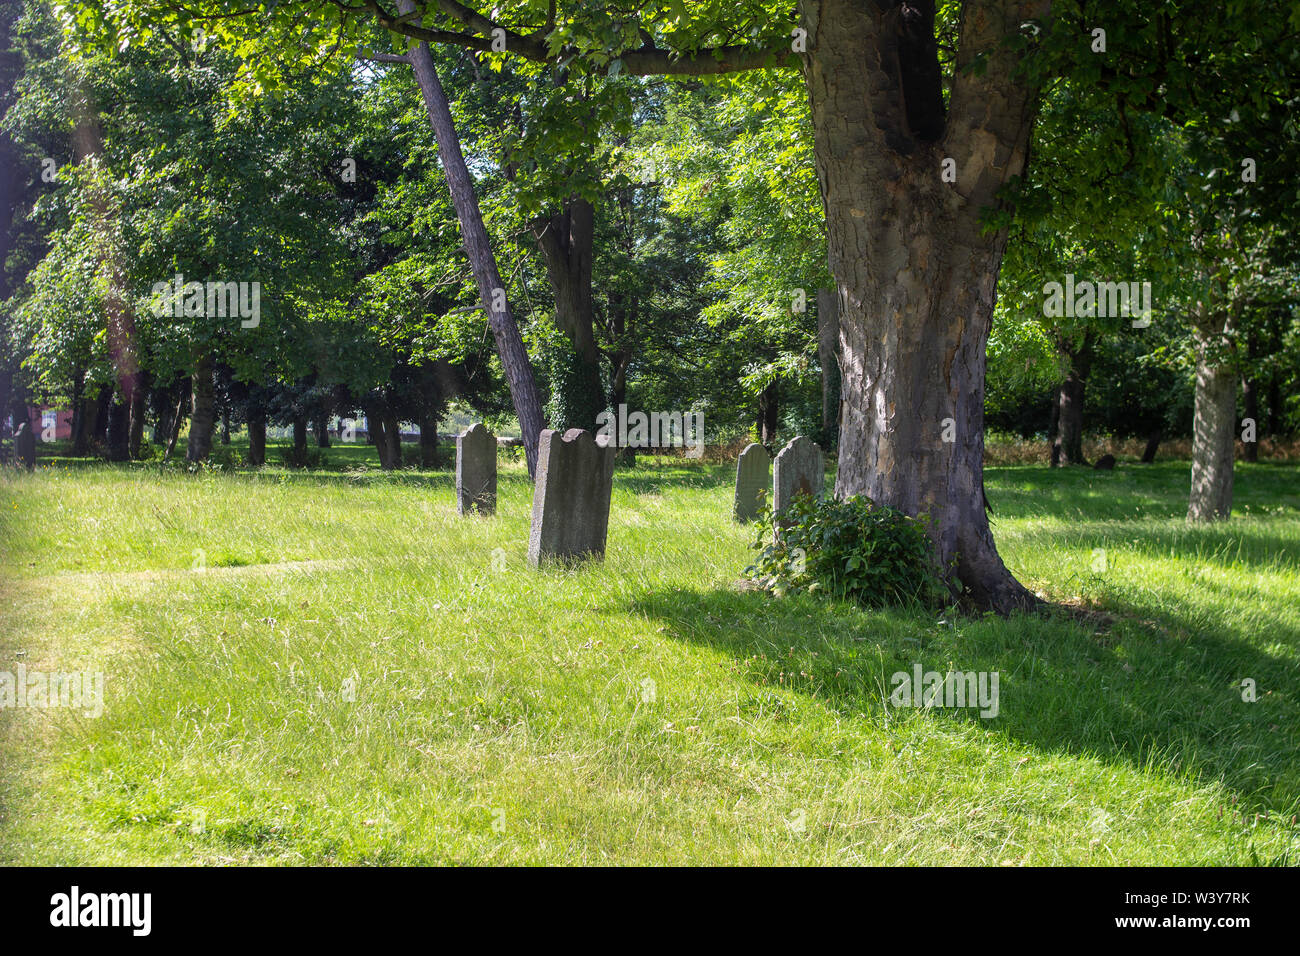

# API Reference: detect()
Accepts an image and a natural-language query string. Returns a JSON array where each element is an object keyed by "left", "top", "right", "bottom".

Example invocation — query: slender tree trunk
[
  {"left": 248, "top": 412, "right": 266, "bottom": 467},
  {"left": 79, "top": 391, "right": 103, "bottom": 453},
  {"left": 758, "top": 382, "right": 780, "bottom": 446},
  {"left": 107, "top": 389, "right": 130, "bottom": 462},
  {"left": 1267, "top": 378, "right": 1282, "bottom": 436},
  {"left": 399, "top": 2, "right": 545, "bottom": 477},
  {"left": 369, "top": 414, "right": 389, "bottom": 467},
  {"left": 220, "top": 409, "right": 231, "bottom": 445},
  {"left": 803, "top": 0, "right": 1043, "bottom": 612},
  {"left": 1141, "top": 429, "right": 1162, "bottom": 464},
  {"left": 1241, "top": 376, "right": 1258, "bottom": 462},
  {"left": 1047, "top": 392, "right": 1061, "bottom": 467},
  {"left": 292, "top": 415, "right": 308, "bottom": 466},
  {"left": 127, "top": 371, "right": 148, "bottom": 459},
  {"left": 315, "top": 417, "right": 331, "bottom": 448},
  {"left": 419, "top": 413, "right": 439, "bottom": 468},
  {"left": 1053, "top": 337, "right": 1093, "bottom": 465},
  {"left": 70, "top": 370, "right": 87, "bottom": 455},
  {"left": 186, "top": 354, "right": 215, "bottom": 463},
  {"left": 1188, "top": 320, "right": 1236, "bottom": 522},
  {"left": 163, "top": 389, "right": 186, "bottom": 464},
  {"left": 1056, "top": 371, "right": 1086, "bottom": 465},
  {"left": 383, "top": 411, "right": 401, "bottom": 469},
  {"left": 11, "top": 401, "right": 35, "bottom": 470},
  {"left": 91, "top": 388, "right": 110, "bottom": 447}
]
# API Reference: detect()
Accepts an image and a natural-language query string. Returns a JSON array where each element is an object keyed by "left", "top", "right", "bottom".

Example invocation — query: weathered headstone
[
  {"left": 456, "top": 423, "right": 497, "bottom": 515},
  {"left": 527, "top": 428, "right": 615, "bottom": 565},
  {"left": 733, "top": 442, "right": 770, "bottom": 522},
  {"left": 773, "top": 435, "right": 824, "bottom": 518}
]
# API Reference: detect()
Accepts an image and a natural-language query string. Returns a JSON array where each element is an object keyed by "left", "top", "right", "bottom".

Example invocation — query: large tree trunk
[
  {"left": 1188, "top": 319, "right": 1236, "bottom": 522},
  {"left": 803, "top": 0, "right": 1042, "bottom": 612},
  {"left": 534, "top": 197, "right": 605, "bottom": 431},
  {"left": 399, "top": 1, "right": 545, "bottom": 478},
  {"left": 186, "top": 355, "right": 215, "bottom": 463}
]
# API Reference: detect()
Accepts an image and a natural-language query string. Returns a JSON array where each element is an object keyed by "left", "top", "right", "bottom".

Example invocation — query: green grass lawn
[{"left": 1, "top": 445, "right": 1298, "bottom": 865}]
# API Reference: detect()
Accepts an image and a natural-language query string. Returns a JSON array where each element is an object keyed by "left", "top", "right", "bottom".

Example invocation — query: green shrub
[{"left": 746, "top": 493, "right": 946, "bottom": 608}]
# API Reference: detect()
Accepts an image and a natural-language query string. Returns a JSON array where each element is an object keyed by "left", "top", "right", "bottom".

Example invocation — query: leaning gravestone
[
  {"left": 773, "top": 436, "right": 824, "bottom": 519},
  {"left": 456, "top": 423, "right": 497, "bottom": 515},
  {"left": 733, "top": 442, "right": 770, "bottom": 522},
  {"left": 527, "top": 428, "right": 615, "bottom": 566}
]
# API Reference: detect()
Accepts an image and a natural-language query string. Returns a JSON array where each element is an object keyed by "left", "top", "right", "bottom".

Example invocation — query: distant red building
[{"left": 27, "top": 406, "right": 73, "bottom": 441}]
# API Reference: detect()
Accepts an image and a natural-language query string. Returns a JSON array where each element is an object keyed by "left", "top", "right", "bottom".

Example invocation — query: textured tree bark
[
  {"left": 802, "top": 0, "right": 1044, "bottom": 612},
  {"left": 399, "top": 0, "right": 545, "bottom": 478},
  {"left": 1188, "top": 321, "right": 1236, "bottom": 522},
  {"left": 186, "top": 355, "right": 215, "bottom": 463},
  {"left": 534, "top": 198, "right": 605, "bottom": 431}
]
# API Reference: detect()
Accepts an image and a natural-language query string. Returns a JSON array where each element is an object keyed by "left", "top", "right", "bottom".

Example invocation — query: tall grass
[{"left": 1, "top": 450, "right": 1297, "bottom": 864}]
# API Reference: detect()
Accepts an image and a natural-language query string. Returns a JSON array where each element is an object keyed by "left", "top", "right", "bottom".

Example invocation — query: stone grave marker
[
  {"left": 773, "top": 436, "right": 824, "bottom": 520},
  {"left": 527, "top": 428, "right": 615, "bottom": 565},
  {"left": 456, "top": 422, "right": 497, "bottom": 515},
  {"left": 733, "top": 442, "right": 770, "bottom": 522}
]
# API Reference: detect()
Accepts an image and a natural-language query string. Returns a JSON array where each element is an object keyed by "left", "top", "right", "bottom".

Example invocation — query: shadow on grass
[{"left": 628, "top": 584, "right": 1300, "bottom": 828}]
